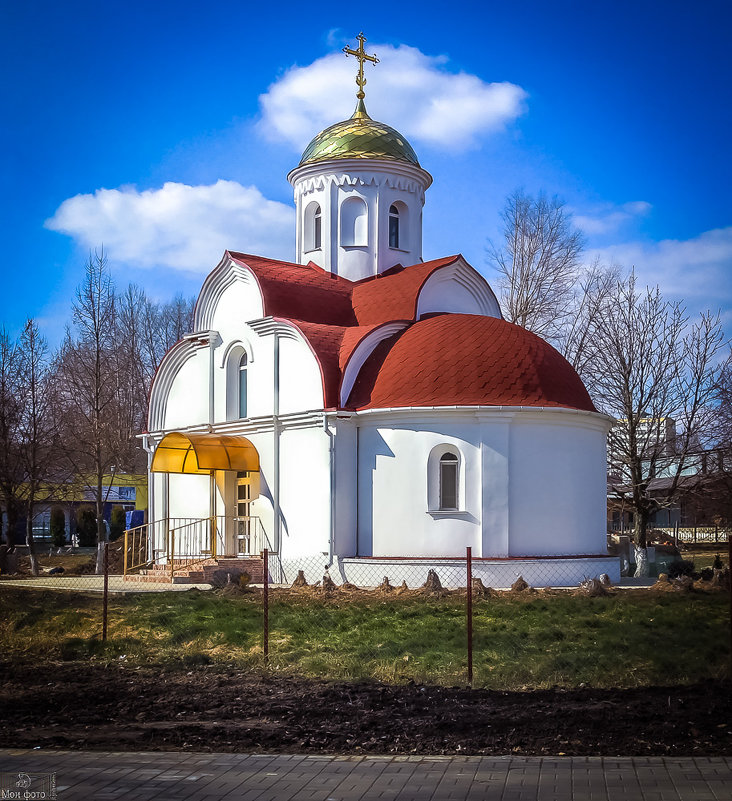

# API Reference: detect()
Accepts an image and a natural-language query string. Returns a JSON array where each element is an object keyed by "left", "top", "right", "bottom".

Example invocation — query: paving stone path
[{"left": 1, "top": 750, "right": 730, "bottom": 800}]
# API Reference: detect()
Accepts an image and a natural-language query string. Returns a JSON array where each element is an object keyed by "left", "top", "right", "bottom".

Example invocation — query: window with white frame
[
  {"left": 304, "top": 201, "right": 322, "bottom": 252},
  {"left": 238, "top": 352, "right": 248, "bottom": 418},
  {"left": 388, "top": 204, "right": 400, "bottom": 249},
  {"left": 427, "top": 445, "right": 463, "bottom": 513},
  {"left": 438, "top": 452, "right": 459, "bottom": 510}
]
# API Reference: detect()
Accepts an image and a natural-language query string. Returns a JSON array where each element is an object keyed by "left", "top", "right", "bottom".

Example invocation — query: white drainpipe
[{"left": 323, "top": 413, "right": 335, "bottom": 567}]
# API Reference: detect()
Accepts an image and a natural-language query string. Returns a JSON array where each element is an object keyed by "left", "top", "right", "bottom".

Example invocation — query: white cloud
[
  {"left": 46, "top": 180, "right": 294, "bottom": 272},
  {"left": 587, "top": 226, "right": 732, "bottom": 309},
  {"left": 258, "top": 43, "right": 527, "bottom": 152},
  {"left": 573, "top": 200, "right": 652, "bottom": 236}
]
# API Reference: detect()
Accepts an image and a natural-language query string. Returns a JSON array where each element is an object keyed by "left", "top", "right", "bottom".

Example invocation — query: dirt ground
[{"left": 0, "top": 662, "right": 729, "bottom": 756}]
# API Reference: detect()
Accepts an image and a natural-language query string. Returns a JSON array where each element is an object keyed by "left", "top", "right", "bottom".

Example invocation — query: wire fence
[{"left": 0, "top": 540, "right": 730, "bottom": 688}]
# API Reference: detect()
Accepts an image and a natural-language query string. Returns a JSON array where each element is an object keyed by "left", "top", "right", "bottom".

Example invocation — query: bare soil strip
[{"left": 1, "top": 663, "right": 729, "bottom": 755}]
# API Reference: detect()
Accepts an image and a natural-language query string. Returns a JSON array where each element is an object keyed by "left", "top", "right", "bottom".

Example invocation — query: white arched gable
[
  {"left": 148, "top": 338, "right": 208, "bottom": 432},
  {"left": 248, "top": 318, "right": 327, "bottom": 413},
  {"left": 417, "top": 257, "right": 502, "bottom": 320},
  {"left": 278, "top": 325, "right": 327, "bottom": 414},
  {"left": 194, "top": 253, "right": 265, "bottom": 331},
  {"left": 340, "top": 322, "right": 408, "bottom": 407}
]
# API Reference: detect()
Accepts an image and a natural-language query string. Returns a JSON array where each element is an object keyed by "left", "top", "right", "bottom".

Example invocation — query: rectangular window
[
  {"left": 439, "top": 462, "right": 458, "bottom": 510},
  {"left": 389, "top": 215, "right": 399, "bottom": 248},
  {"left": 239, "top": 369, "right": 247, "bottom": 418},
  {"left": 314, "top": 214, "right": 322, "bottom": 249}
]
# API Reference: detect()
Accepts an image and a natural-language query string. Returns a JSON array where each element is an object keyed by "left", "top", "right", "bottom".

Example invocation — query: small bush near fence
[
  {"left": 50, "top": 507, "right": 66, "bottom": 548},
  {"left": 75, "top": 505, "right": 97, "bottom": 547}
]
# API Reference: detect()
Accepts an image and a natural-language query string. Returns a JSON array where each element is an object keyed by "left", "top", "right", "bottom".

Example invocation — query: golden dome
[{"left": 298, "top": 100, "right": 420, "bottom": 167}]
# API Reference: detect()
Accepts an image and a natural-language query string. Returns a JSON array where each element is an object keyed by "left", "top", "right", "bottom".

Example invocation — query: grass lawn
[
  {"left": 0, "top": 585, "right": 728, "bottom": 689},
  {"left": 681, "top": 547, "right": 729, "bottom": 571}
]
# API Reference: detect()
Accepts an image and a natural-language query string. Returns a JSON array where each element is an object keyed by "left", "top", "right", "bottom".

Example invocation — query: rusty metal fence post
[
  {"left": 466, "top": 546, "right": 473, "bottom": 686},
  {"left": 263, "top": 547, "right": 269, "bottom": 665},
  {"left": 102, "top": 541, "right": 109, "bottom": 642}
]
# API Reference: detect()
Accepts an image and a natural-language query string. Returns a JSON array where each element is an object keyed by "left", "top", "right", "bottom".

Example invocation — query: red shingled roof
[
  {"left": 229, "top": 252, "right": 356, "bottom": 326},
  {"left": 225, "top": 252, "right": 595, "bottom": 413},
  {"left": 345, "top": 315, "right": 596, "bottom": 413},
  {"left": 351, "top": 256, "right": 460, "bottom": 325}
]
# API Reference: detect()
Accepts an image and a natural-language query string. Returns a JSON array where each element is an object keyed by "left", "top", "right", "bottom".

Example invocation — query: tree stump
[
  {"left": 422, "top": 569, "right": 443, "bottom": 593},
  {"left": 291, "top": 570, "right": 308, "bottom": 588},
  {"left": 577, "top": 577, "right": 608, "bottom": 597},
  {"left": 471, "top": 577, "right": 492, "bottom": 597}
]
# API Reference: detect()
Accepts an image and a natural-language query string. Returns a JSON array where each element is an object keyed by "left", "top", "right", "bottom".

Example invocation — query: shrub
[
  {"left": 668, "top": 559, "right": 695, "bottom": 579},
  {"left": 75, "top": 506, "right": 97, "bottom": 547},
  {"left": 49, "top": 507, "right": 66, "bottom": 548},
  {"left": 109, "top": 506, "right": 126, "bottom": 541}
]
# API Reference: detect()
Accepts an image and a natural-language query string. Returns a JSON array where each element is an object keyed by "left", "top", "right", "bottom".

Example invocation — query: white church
[{"left": 132, "top": 37, "right": 618, "bottom": 587}]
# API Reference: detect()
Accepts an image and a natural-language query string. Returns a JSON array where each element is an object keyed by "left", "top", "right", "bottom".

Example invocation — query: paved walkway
[{"left": 1, "top": 750, "right": 730, "bottom": 800}]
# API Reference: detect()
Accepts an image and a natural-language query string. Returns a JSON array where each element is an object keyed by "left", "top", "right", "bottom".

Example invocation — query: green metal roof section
[{"left": 299, "top": 100, "right": 421, "bottom": 167}]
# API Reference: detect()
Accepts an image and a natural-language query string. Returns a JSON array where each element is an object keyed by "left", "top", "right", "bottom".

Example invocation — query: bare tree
[
  {"left": 17, "top": 319, "right": 54, "bottom": 576},
  {"left": 488, "top": 190, "right": 584, "bottom": 341},
  {"left": 54, "top": 250, "right": 121, "bottom": 573},
  {"left": 0, "top": 328, "right": 22, "bottom": 550},
  {"left": 588, "top": 272, "right": 726, "bottom": 575},
  {"left": 557, "top": 258, "right": 620, "bottom": 380},
  {"left": 162, "top": 293, "right": 195, "bottom": 347}
]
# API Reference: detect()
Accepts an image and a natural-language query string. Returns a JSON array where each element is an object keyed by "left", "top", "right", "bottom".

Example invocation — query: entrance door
[{"left": 235, "top": 471, "right": 253, "bottom": 556}]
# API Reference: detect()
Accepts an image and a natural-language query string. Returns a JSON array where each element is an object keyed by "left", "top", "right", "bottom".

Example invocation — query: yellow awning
[{"left": 151, "top": 432, "right": 260, "bottom": 474}]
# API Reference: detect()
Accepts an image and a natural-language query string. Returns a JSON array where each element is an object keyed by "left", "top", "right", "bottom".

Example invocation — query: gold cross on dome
[{"left": 343, "top": 32, "right": 379, "bottom": 100}]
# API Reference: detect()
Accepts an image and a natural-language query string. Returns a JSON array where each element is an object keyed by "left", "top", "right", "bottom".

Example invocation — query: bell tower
[{"left": 287, "top": 34, "right": 432, "bottom": 281}]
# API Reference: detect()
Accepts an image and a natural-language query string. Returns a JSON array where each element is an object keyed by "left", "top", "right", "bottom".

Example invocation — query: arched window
[
  {"left": 238, "top": 352, "right": 248, "bottom": 418},
  {"left": 314, "top": 206, "right": 322, "bottom": 250},
  {"left": 389, "top": 204, "right": 400, "bottom": 249},
  {"left": 340, "top": 196, "right": 368, "bottom": 247},
  {"left": 304, "top": 202, "right": 321, "bottom": 252},
  {"left": 439, "top": 452, "right": 459, "bottom": 510}
]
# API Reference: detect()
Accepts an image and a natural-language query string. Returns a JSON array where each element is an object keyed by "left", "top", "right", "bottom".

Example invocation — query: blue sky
[{"left": 2, "top": 0, "right": 731, "bottom": 344}]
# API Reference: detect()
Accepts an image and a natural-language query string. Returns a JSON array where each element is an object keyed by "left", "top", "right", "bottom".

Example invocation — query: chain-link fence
[{"left": 1, "top": 541, "right": 730, "bottom": 688}]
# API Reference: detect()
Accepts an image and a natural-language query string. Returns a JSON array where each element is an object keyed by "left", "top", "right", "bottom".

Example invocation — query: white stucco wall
[
  {"left": 164, "top": 352, "right": 209, "bottom": 430},
  {"left": 278, "top": 426, "right": 331, "bottom": 557},
  {"left": 356, "top": 418, "right": 483, "bottom": 558},
  {"left": 278, "top": 336, "right": 325, "bottom": 415},
  {"left": 168, "top": 473, "right": 210, "bottom": 519},
  {"left": 508, "top": 415, "right": 608, "bottom": 556},
  {"left": 354, "top": 409, "right": 611, "bottom": 560}
]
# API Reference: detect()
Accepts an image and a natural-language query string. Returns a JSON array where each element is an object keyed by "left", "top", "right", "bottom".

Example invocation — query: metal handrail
[{"left": 124, "top": 515, "right": 268, "bottom": 576}]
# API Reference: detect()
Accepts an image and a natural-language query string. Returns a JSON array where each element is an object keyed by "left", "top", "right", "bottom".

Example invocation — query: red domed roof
[{"left": 346, "top": 314, "right": 596, "bottom": 413}]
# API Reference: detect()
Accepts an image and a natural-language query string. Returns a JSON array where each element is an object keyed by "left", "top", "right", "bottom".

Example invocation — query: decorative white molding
[
  {"left": 249, "top": 317, "right": 301, "bottom": 341},
  {"left": 220, "top": 337, "right": 255, "bottom": 368},
  {"left": 416, "top": 256, "right": 502, "bottom": 319},
  {"left": 295, "top": 172, "right": 426, "bottom": 202},
  {"left": 194, "top": 253, "right": 264, "bottom": 331},
  {"left": 339, "top": 322, "right": 409, "bottom": 406},
  {"left": 288, "top": 158, "right": 432, "bottom": 193},
  {"left": 148, "top": 337, "right": 210, "bottom": 432}
]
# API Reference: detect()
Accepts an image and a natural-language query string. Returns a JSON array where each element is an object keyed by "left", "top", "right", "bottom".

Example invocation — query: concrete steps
[{"left": 123, "top": 557, "right": 264, "bottom": 585}]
